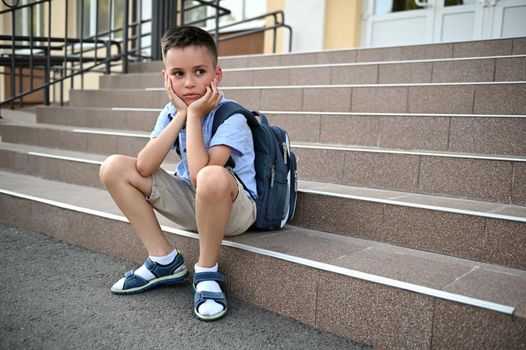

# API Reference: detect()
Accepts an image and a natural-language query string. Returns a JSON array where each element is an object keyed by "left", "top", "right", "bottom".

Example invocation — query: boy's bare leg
[
  {"left": 99, "top": 154, "right": 173, "bottom": 256},
  {"left": 194, "top": 166, "right": 237, "bottom": 317},
  {"left": 194, "top": 166, "right": 237, "bottom": 267}
]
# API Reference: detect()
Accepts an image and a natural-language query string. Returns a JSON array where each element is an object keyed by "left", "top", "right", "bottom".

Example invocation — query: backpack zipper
[
  {"left": 270, "top": 166, "right": 276, "bottom": 187},
  {"left": 282, "top": 142, "right": 288, "bottom": 165}
]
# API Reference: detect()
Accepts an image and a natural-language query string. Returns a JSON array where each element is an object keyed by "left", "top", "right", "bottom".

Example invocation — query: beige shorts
[{"left": 146, "top": 167, "right": 256, "bottom": 236}]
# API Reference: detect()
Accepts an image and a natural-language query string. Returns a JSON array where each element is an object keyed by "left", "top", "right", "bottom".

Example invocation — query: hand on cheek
[
  {"left": 163, "top": 72, "right": 187, "bottom": 112},
  {"left": 187, "top": 78, "right": 222, "bottom": 118}
]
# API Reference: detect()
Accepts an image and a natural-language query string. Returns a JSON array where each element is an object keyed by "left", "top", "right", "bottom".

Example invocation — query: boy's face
[{"left": 162, "top": 45, "right": 222, "bottom": 106}]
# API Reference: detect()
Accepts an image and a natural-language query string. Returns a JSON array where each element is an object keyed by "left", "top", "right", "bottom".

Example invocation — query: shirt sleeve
[
  {"left": 209, "top": 113, "right": 252, "bottom": 156},
  {"left": 150, "top": 103, "right": 174, "bottom": 139}
]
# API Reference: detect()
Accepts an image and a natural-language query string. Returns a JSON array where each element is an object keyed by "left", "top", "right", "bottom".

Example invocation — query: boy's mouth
[{"left": 184, "top": 93, "right": 201, "bottom": 100}]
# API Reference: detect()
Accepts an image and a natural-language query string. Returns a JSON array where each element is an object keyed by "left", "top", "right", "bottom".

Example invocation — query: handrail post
[
  {"left": 10, "top": 3, "right": 16, "bottom": 109},
  {"left": 123, "top": 0, "right": 129, "bottom": 73},
  {"left": 214, "top": 0, "right": 219, "bottom": 46}
]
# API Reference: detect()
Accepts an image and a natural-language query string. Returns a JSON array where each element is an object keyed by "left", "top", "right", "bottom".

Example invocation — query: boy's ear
[
  {"left": 161, "top": 69, "right": 167, "bottom": 79},
  {"left": 215, "top": 65, "right": 223, "bottom": 84}
]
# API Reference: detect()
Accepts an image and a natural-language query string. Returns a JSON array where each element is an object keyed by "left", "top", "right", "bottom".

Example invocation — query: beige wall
[
  {"left": 323, "top": 0, "right": 363, "bottom": 50},
  {"left": 264, "top": 0, "right": 286, "bottom": 54},
  {"left": 263, "top": 0, "right": 363, "bottom": 54}
]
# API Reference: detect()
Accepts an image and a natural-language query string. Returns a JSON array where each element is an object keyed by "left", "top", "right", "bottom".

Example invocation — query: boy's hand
[
  {"left": 187, "top": 79, "right": 222, "bottom": 119},
  {"left": 163, "top": 71, "right": 187, "bottom": 114}
]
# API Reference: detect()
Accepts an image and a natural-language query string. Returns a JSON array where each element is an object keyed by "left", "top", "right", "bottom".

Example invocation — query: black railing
[{"left": 0, "top": 0, "right": 292, "bottom": 115}]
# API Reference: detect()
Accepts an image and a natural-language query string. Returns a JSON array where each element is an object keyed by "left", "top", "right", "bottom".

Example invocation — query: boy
[{"left": 99, "top": 26, "right": 257, "bottom": 321}]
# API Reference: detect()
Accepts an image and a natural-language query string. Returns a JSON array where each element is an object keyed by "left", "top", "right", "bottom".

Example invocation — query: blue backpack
[{"left": 211, "top": 101, "right": 298, "bottom": 231}]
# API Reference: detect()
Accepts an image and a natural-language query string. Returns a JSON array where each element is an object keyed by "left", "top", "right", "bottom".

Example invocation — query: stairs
[{"left": 1, "top": 37, "right": 526, "bottom": 349}]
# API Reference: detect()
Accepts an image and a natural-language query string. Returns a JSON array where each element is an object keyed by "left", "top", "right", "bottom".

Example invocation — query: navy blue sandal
[
  {"left": 111, "top": 252, "right": 188, "bottom": 295},
  {"left": 192, "top": 271, "right": 228, "bottom": 321}
]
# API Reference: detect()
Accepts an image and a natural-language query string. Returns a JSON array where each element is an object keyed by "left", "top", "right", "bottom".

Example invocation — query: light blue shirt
[{"left": 150, "top": 98, "right": 258, "bottom": 199}]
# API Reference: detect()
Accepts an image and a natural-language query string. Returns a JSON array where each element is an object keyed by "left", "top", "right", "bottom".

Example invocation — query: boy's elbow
[{"left": 136, "top": 159, "right": 154, "bottom": 177}]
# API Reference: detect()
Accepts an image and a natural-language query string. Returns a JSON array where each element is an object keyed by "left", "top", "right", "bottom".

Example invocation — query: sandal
[
  {"left": 111, "top": 252, "right": 188, "bottom": 295},
  {"left": 192, "top": 271, "right": 228, "bottom": 321}
]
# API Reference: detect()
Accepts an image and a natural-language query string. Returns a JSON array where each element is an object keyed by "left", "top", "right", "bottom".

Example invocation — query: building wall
[
  {"left": 323, "top": 0, "right": 362, "bottom": 50},
  {"left": 264, "top": 0, "right": 363, "bottom": 54}
]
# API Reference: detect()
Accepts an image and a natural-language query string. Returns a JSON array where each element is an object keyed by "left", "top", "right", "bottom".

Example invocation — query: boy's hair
[{"left": 161, "top": 26, "right": 218, "bottom": 67}]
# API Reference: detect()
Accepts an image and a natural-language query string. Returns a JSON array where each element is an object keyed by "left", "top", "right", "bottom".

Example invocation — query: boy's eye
[
  {"left": 196, "top": 69, "right": 205, "bottom": 76},
  {"left": 173, "top": 71, "right": 184, "bottom": 78}
]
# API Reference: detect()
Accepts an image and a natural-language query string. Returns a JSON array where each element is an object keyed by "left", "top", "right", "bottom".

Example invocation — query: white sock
[
  {"left": 112, "top": 250, "right": 178, "bottom": 290},
  {"left": 194, "top": 263, "right": 224, "bottom": 316}
]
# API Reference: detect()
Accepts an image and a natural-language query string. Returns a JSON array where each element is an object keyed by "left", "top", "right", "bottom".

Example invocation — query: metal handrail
[{"left": 1, "top": 0, "right": 292, "bottom": 113}]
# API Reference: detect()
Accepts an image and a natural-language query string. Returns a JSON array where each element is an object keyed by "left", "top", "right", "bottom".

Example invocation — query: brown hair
[{"left": 160, "top": 26, "right": 218, "bottom": 67}]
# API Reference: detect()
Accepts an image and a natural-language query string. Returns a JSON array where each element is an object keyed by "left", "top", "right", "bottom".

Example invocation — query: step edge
[
  {"left": 0, "top": 187, "right": 516, "bottom": 317},
  {"left": 3, "top": 148, "right": 524, "bottom": 223},
  {"left": 36, "top": 105, "right": 526, "bottom": 118},
  {"left": 128, "top": 54, "right": 526, "bottom": 73}
]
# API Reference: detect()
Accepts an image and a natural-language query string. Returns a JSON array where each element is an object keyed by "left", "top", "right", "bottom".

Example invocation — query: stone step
[
  {"left": 1, "top": 142, "right": 524, "bottom": 269},
  {"left": 69, "top": 82, "right": 526, "bottom": 115},
  {"left": 130, "top": 37, "right": 526, "bottom": 72},
  {"left": 103, "top": 55, "right": 526, "bottom": 89},
  {"left": 35, "top": 106, "right": 526, "bottom": 157},
  {"left": 2, "top": 123, "right": 524, "bottom": 204},
  {"left": 0, "top": 170, "right": 524, "bottom": 349}
]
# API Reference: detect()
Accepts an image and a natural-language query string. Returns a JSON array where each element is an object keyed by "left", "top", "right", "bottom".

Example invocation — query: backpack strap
[{"left": 212, "top": 101, "right": 259, "bottom": 169}]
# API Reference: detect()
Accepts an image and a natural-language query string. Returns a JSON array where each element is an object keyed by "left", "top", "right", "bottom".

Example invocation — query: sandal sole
[{"left": 111, "top": 269, "right": 189, "bottom": 295}]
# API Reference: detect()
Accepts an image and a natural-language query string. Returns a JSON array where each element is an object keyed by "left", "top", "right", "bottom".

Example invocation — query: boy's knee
[
  {"left": 196, "top": 166, "right": 234, "bottom": 200},
  {"left": 99, "top": 154, "right": 131, "bottom": 186}
]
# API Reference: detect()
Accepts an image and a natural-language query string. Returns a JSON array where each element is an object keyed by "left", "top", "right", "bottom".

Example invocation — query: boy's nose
[{"left": 184, "top": 77, "right": 196, "bottom": 88}]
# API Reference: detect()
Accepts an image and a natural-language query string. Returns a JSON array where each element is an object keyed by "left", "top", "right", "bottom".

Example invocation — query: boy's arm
[
  {"left": 186, "top": 80, "right": 230, "bottom": 186},
  {"left": 136, "top": 75, "right": 187, "bottom": 177}
]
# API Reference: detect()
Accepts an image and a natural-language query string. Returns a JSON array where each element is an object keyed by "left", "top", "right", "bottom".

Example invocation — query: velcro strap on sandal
[
  {"left": 193, "top": 271, "right": 225, "bottom": 284},
  {"left": 194, "top": 291, "right": 227, "bottom": 308}
]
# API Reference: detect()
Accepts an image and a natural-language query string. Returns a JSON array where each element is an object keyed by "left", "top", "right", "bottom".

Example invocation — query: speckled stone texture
[
  {"left": 279, "top": 52, "right": 318, "bottom": 66},
  {"left": 432, "top": 300, "right": 526, "bottom": 350},
  {"left": 261, "top": 88, "right": 303, "bottom": 111},
  {"left": 320, "top": 115, "right": 379, "bottom": 146},
  {"left": 379, "top": 62, "right": 432, "bottom": 84},
  {"left": 418, "top": 156, "right": 514, "bottom": 203},
  {"left": 219, "top": 56, "right": 248, "bottom": 69},
  {"left": 443, "top": 264, "right": 526, "bottom": 316},
  {"left": 221, "top": 247, "right": 318, "bottom": 327},
  {"left": 484, "top": 219, "right": 526, "bottom": 269},
  {"left": 290, "top": 66, "right": 332, "bottom": 85},
  {"left": 453, "top": 39, "right": 513, "bottom": 58},
  {"left": 400, "top": 43, "right": 453, "bottom": 60},
  {"left": 70, "top": 89, "right": 165, "bottom": 109},
  {"left": 448, "top": 117, "right": 526, "bottom": 155},
  {"left": 378, "top": 116, "right": 449, "bottom": 151},
  {"left": 246, "top": 55, "right": 281, "bottom": 68},
  {"left": 292, "top": 147, "right": 346, "bottom": 183},
  {"left": 356, "top": 46, "right": 404, "bottom": 62},
  {"left": 221, "top": 70, "right": 254, "bottom": 86},
  {"left": 316, "top": 272, "right": 434, "bottom": 349},
  {"left": 432, "top": 58, "right": 496, "bottom": 82},
  {"left": 331, "top": 65, "right": 379, "bottom": 84},
  {"left": 474, "top": 83, "right": 526, "bottom": 115},
  {"left": 513, "top": 37, "right": 526, "bottom": 54},
  {"left": 408, "top": 85, "right": 475, "bottom": 114},
  {"left": 269, "top": 113, "right": 321, "bottom": 142},
  {"left": 513, "top": 163, "right": 526, "bottom": 206},
  {"left": 327, "top": 244, "right": 474, "bottom": 289},
  {"left": 495, "top": 57, "right": 526, "bottom": 81},
  {"left": 299, "top": 193, "right": 383, "bottom": 240},
  {"left": 317, "top": 50, "right": 357, "bottom": 64},
  {"left": 351, "top": 86, "right": 408, "bottom": 113},
  {"left": 344, "top": 152, "right": 420, "bottom": 192},
  {"left": 303, "top": 87, "right": 351, "bottom": 112},
  {"left": 223, "top": 88, "right": 261, "bottom": 109},
  {"left": 383, "top": 205, "right": 486, "bottom": 260},
  {"left": 253, "top": 68, "right": 289, "bottom": 86},
  {"left": 0, "top": 194, "right": 31, "bottom": 229},
  {"left": 99, "top": 73, "right": 160, "bottom": 89}
]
